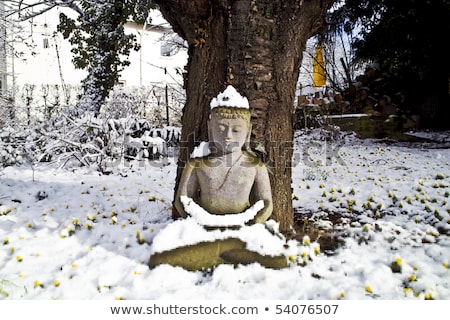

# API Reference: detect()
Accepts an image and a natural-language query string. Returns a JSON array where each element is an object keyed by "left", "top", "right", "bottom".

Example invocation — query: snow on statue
[{"left": 149, "top": 86, "right": 302, "bottom": 270}]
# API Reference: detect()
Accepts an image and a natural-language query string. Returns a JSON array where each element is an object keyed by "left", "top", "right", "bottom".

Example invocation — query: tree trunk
[{"left": 156, "top": 0, "right": 331, "bottom": 232}]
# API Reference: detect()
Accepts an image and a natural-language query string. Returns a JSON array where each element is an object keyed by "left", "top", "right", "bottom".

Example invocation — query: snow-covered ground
[{"left": 0, "top": 129, "right": 449, "bottom": 300}]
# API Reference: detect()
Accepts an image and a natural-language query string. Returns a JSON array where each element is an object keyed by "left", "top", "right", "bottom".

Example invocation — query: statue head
[{"left": 208, "top": 86, "right": 252, "bottom": 155}]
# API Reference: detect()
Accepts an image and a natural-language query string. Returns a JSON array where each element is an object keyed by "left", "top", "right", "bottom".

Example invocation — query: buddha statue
[{"left": 149, "top": 86, "right": 290, "bottom": 271}]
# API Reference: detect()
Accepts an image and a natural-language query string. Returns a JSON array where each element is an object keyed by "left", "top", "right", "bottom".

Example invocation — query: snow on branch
[{"left": 4, "top": 0, "right": 83, "bottom": 21}]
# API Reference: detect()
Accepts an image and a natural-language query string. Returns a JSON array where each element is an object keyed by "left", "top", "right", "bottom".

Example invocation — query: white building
[{"left": 3, "top": 8, "right": 187, "bottom": 90}]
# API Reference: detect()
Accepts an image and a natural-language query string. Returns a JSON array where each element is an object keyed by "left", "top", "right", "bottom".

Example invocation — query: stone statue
[
  {"left": 174, "top": 86, "right": 273, "bottom": 224},
  {"left": 149, "top": 86, "right": 290, "bottom": 271}
]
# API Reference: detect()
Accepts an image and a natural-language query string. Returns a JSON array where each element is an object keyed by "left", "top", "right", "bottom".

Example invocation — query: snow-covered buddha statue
[
  {"left": 174, "top": 85, "right": 273, "bottom": 224},
  {"left": 148, "top": 86, "right": 292, "bottom": 270}
]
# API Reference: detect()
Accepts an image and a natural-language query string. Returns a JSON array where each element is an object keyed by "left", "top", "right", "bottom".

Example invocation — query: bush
[{"left": 0, "top": 114, "right": 181, "bottom": 172}]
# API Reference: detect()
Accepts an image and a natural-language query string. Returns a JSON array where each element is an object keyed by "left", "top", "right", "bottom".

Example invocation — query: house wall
[{"left": 10, "top": 9, "right": 187, "bottom": 88}]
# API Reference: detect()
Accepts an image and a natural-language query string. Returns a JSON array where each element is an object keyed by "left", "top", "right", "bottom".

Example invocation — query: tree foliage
[
  {"left": 329, "top": 0, "right": 450, "bottom": 128},
  {"left": 57, "top": 0, "right": 155, "bottom": 115}
]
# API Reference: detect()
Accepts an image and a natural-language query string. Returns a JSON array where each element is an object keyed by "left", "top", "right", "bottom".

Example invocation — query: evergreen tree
[{"left": 330, "top": 0, "right": 450, "bottom": 128}]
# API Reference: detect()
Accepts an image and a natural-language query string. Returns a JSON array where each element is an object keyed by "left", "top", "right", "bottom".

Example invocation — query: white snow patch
[{"left": 210, "top": 85, "right": 249, "bottom": 110}]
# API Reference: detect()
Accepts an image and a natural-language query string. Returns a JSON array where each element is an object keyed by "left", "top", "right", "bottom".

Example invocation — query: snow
[
  {"left": 149, "top": 197, "right": 293, "bottom": 256},
  {"left": 326, "top": 113, "right": 369, "bottom": 119},
  {"left": 190, "top": 141, "right": 211, "bottom": 158},
  {"left": 1, "top": 129, "right": 450, "bottom": 300},
  {"left": 180, "top": 196, "right": 263, "bottom": 227},
  {"left": 210, "top": 85, "right": 250, "bottom": 110},
  {"left": 150, "top": 215, "right": 293, "bottom": 257}
]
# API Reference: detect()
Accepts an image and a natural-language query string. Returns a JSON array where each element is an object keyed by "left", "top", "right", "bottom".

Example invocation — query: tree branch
[{"left": 4, "top": 0, "right": 83, "bottom": 21}]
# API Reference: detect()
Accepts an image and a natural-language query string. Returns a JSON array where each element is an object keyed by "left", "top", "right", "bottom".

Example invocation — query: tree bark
[{"left": 156, "top": 0, "right": 332, "bottom": 232}]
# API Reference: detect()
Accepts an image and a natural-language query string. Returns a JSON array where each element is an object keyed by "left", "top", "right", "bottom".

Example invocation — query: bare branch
[{"left": 4, "top": 0, "right": 83, "bottom": 21}]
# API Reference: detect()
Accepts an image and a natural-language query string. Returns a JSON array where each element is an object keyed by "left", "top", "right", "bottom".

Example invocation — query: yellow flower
[
  {"left": 409, "top": 275, "right": 417, "bottom": 282},
  {"left": 302, "top": 236, "right": 310, "bottom": 245},
  {"left": 314, "top": 246, "right": 321, "bottom": 255},
  {"left": 424, "top": 293, "right": 433, "bottom": 300},
  {"left": 86, "top": 214, "right": 97, "bottom": 222},
  {"left": 34, "top": 280, "right": 43, "bottom": 288},
  {"left": 403, "top": 287, "right": 413, "bottom": 296},
  {"left": 53, "top": 280, "right": 60, "bottom": 287},
  {"left": 16, "top": 255, "right": 23, "bottom": 262},
  {"left": 391, "top": 257, "right": 402, "bottom": 273},
  {"left": 365, "top": 285, "right": 372, "bottom": 293},
  {"left": 3, "top": 237, "right": 8, "bottom": 245}
]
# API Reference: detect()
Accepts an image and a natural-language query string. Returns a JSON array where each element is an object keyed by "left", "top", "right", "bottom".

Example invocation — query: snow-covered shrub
[
  {"left": 0, "top": 82, "right": 184, "bottom": 170},
  {"left": 106, "top": 117, "right": 169, "bottom": 162},
  {"left": 0, "top": 112, "right": 181, "bottom": 171},
  {"left": 0, "top": 125, "right": 47, "bottom": 167},
  {"left": 0, "top": 127, "right": 27, "bottom": 167},
  {"left": 102, "top": 85, "right": 184, "bottom": 127},
  {"left": 149, "top": 126, "right": 181, "bottom": 147},
  {"left": 31, "top": 113, "right": 180, "bottom": 171}
]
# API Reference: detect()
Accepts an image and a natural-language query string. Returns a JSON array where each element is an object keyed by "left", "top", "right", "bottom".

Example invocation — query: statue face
[{"left": 209, "top": 117, "right": 250, "bottom": 155}]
